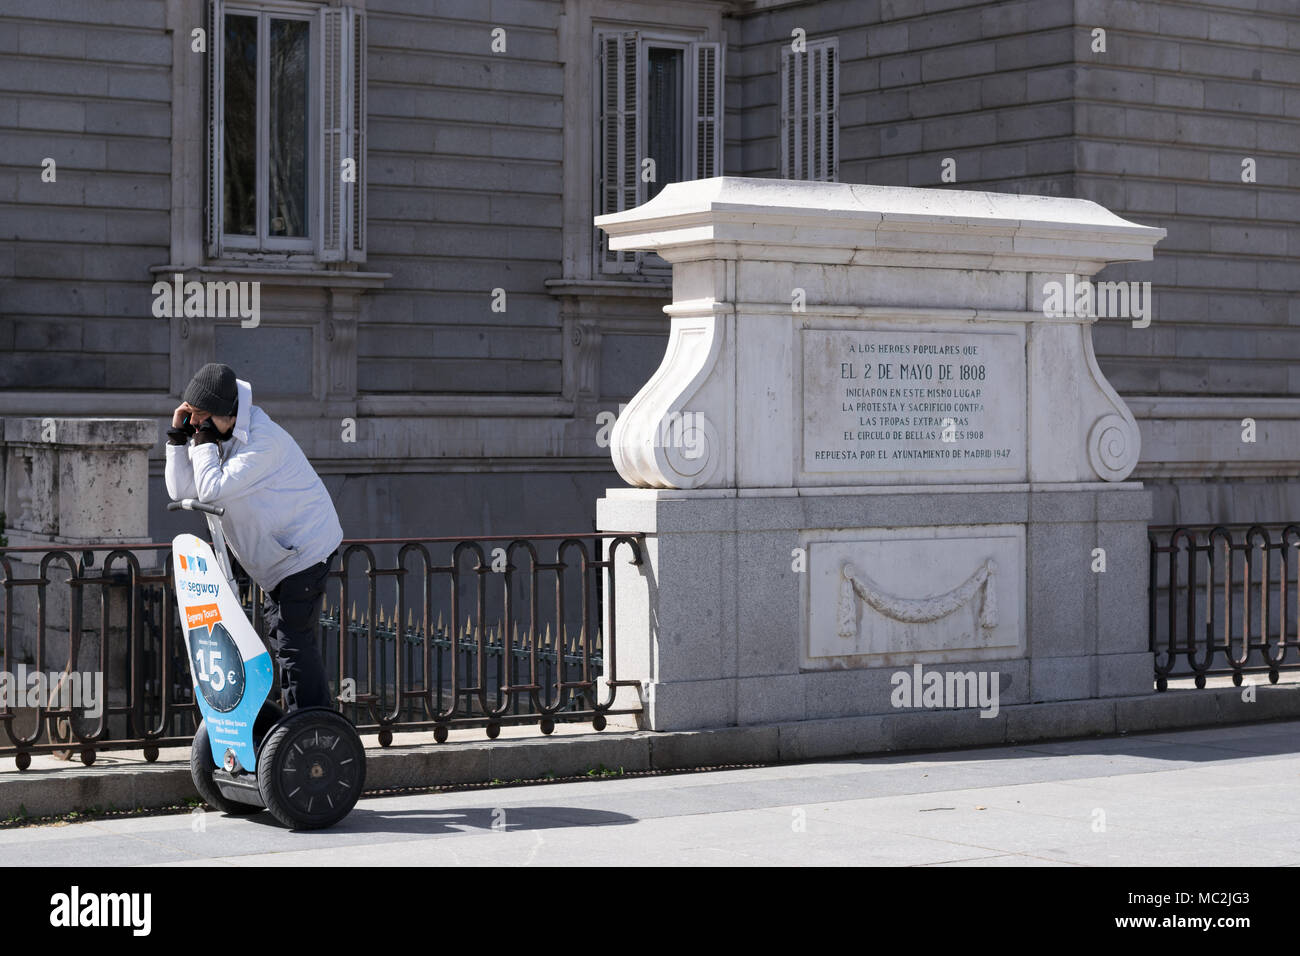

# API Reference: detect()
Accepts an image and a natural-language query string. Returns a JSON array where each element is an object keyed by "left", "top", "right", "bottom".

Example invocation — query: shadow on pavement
[{"left": 238, "top": 805, "right": 636, "bottom": 835}]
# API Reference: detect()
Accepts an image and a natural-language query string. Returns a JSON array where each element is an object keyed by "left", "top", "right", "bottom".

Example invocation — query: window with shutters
[
  {"left": 206, "top": 0, "right": 366, "bottom": 262},
  {"left": 781, "top": 38, "right": 837, "bottom": 182},
  {"left": 595, "top": 30, "right": 723, "bottom": 274}
]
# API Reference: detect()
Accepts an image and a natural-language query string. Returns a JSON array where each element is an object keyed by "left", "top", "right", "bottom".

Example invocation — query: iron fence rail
[
  {"left": 14, "top": 519, "right": 1290, "bottom": 766},
  {"left": 0, "top": 533, "right": 644, "bottom": 769},
  {"left": 1149, "top": 523, "right": 1300, "bottom": 690}
]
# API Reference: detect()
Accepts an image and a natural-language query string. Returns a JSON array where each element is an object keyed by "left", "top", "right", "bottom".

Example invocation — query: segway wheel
[
  {"left": 190, "top": 720, "right": 262, "bottom": 816},
  {"left": 258, "top": 709, "right": 366, "bottom": 830}
]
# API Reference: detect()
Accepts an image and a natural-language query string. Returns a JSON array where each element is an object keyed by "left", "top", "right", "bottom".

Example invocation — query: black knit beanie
[{"left": 183, "top": 363, "right": 239, "bottom": 416}]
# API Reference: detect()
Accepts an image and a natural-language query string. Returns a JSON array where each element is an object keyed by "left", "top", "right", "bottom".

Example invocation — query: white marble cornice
[{"left": 596, "top": 177, "right": 1166, "bottom": 274}]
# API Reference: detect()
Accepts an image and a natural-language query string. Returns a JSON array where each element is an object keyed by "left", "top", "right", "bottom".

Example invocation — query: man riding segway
[{"left": 166, "top": 363, "right": 363, "bottom": 828}]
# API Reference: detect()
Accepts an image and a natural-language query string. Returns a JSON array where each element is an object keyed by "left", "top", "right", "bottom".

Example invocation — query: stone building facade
[{"left": 1, "top": 0, "right": 1296, "bottom": 540}]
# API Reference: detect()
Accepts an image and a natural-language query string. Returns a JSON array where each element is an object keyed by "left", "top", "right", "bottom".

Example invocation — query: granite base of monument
[{"left": 598, "top": 485, "right": 1152, "bottom": 732}]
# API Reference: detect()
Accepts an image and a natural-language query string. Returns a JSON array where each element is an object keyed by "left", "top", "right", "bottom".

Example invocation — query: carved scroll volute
[
  {"left": 1082, "top": 329, "right": 1141, "bottom": 481},
  {"left": 1027, "top": 315, "right": 1142, "bottom": 483},
  {"left": 610, "top": 308, "right": 729, "bottom": 489}
]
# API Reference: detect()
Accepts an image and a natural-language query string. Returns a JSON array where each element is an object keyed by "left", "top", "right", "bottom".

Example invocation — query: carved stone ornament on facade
[{"left": 837, "top": 559, "right": 998, "bottom": 640}]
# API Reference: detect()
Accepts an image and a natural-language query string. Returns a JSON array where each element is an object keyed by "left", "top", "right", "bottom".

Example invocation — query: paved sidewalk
[
  {"left": 3, "top": 719, "right": 1299, "bottom": 866},
  {"left": 7, "top": 678, "right": 1300, "bottom": 820}
]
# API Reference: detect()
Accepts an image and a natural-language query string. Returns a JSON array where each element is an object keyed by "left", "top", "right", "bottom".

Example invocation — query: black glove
[
  {"left": 167, "top": 416, "right": 196, "bottom": 446},
  {"left": 193, "top": 419, "right": 222, "bottom": 445}
]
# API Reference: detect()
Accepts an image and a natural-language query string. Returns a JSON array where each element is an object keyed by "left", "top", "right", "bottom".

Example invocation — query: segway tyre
[
  {"left": 190, "top": 720, "right": 262, "bottom": 815},
  {"left": 257, "top": 708, "right": 365, "bottom": 830}
]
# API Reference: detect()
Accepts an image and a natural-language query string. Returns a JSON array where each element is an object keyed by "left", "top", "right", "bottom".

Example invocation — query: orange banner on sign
[{"left": 186, "top": 603, "right": 221, "bottom": 630}]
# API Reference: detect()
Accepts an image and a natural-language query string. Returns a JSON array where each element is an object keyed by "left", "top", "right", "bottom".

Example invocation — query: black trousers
[{"left": 262, "top": 553, "right": 335, "bottom": 711}]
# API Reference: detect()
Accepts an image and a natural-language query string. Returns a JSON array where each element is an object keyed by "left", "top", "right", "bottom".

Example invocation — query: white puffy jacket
[{"left": 165, "top": 378, "right": 343, "bottom": 592}]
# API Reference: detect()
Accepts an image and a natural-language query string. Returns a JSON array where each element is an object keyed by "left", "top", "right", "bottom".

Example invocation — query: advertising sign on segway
[{"left": 173, "top": 532, "right": 274, "bottom": 772}]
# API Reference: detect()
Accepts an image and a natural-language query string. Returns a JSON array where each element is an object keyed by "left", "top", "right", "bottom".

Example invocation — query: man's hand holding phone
[{"left": 167, "top": 402, "right": 199, "bottom": 445}]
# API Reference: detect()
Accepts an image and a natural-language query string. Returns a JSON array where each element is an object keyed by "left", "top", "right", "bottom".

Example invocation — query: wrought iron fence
[
  {"left": 1149, "top": 523, "right": 1300, "bottom": 690},
  {"left": 0, "top": 532, "right": 644, "bottom": 769}
]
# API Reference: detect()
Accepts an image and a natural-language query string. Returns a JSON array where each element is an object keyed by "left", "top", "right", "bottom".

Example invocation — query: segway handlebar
[{"left": 168, "top": 498, "right": 226, "bottom": 517}]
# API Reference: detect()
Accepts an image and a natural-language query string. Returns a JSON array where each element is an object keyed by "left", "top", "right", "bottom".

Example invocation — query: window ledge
[
  {"left": 545, "top": 277, "right": 672, "bottom": 299},
  {"left": 150, "top": 263, "right": 390, "bottom": 290}
]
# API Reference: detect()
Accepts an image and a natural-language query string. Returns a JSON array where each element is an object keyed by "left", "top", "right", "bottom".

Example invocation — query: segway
[{"left": 168, "top": 498, "right": 365, "bottom": 829}]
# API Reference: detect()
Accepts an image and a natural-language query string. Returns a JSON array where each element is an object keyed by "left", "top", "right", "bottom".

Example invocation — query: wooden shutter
[
  {"left": 781, "top": 40, "right": 836, "bottom": 181},
  {"left": 827, "top": 42, "right": 837, "bottom": 180},
  {"left": 811, "top": 45, "right": 824, "bottom": 179},
  {"left": 206, "top": 0, "right": 224, "bottom": 258},
  {"left": 319, "top": 5, "right": 366, "bottom": 262},
  {"left": 692, "top": 41, "right": 722, "bottom": 180},
  {"left": 780, "top": 45, "right": 807, "bottom": 179},
  {"left": 348, "top": 9, "right": 366, "bottom": 262},
  {"left": 780, "top": 46, "right": 789, "bottom": 177},
  {"left": 811, "top": 40, "right": 837, "bottom": 181},
  {"left": 796, "top": 47, "right": 810, "bottom": 177},
  {"left": 597, "top": 31, "right": 638, "bottom": 273},
  {"left": 318, "top": 6, "right": 345, "bottom": 261}
]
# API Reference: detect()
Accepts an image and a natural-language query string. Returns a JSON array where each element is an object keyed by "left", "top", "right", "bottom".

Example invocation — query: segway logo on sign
[
  {"left": 49, "top": 886, "right": 151, "bottom": 936},
  {"left": 177, "top": 553, "right": 207, "bottom": 573}
]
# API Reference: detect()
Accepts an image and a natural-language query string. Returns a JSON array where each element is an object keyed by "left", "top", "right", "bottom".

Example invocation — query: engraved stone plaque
[{"left": 802, "top": 328, "right": 1026, "bottom": 478}]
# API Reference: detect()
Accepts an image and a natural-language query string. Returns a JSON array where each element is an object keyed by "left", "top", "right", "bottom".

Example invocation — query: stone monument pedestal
[
  {"left": 599, "top": 485, "right": 1151, "bottom": 731},
  {"left": 594, "top": 178, "right": 1164, "bottom": 733},
  {"left": 1, "top": 417, "right": 158, "bottom": 743}
]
